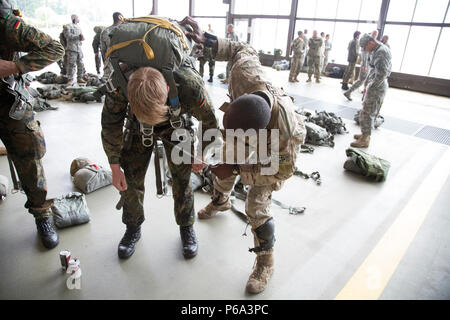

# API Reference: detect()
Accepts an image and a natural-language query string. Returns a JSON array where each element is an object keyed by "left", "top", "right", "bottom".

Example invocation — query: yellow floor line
[{"left": 335, "top": 147, "right": 450, "bottom": 300}]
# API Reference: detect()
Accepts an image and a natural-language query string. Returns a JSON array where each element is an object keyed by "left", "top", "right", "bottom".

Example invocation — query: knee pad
[{"left": 249, "top": 217, "right": 275, "bottom": 253}]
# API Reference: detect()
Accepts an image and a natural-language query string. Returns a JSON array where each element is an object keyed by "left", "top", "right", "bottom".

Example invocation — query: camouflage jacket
[
  {"left": 0, "top": 14, "right": 64, "bottom": 75},
  {"left": 291, "top": 37, "right": 306, "bottom": 57},
  {"left": 226, "top": 32, "right": 239, "bottom": 42},
  {"left": 214, "top": 38, "right": 306, "bottom": 186},
  {"left": 92, "top": 26, "right": 105, "bottom": 55},
  {"left": 63, "top": 23, "right": 83, "bottom": 52},
  {"left": 101, "top": 66, "right": 219, "bottom": 164},
  {"left": 347, "top": 38, "right": 360, "bottom": 63},
  {"left": 307, "top": 37, "right": 323, "bottom": 57},
  {"left": 366, "top": 43, "right": 392, "bottom": 91}
]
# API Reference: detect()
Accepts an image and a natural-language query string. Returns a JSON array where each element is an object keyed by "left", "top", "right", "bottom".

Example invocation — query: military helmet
[{"left": 70, "top": 157, "right": 93, "bottom": 177}]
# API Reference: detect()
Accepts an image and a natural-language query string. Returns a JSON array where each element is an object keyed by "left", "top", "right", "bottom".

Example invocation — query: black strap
[
  {"left": 7, "top": 155, "right": 21, "bottom": 191},
  {"left": 153, "top": 140, "right": 163, "bottom": 197}
]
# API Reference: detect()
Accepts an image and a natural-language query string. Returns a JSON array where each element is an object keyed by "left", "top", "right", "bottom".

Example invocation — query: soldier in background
[
  {"left": 0, "top": 0, "right": 65, "bottom": 249},
  {"left": 198, "top": 45, "right": 215, "bottom": 83},
  {"left": 92, "top": 26, "right": 105, "bottom": 76},
  {"left": 288, "top": 31, "right": 306, "bottom": 83},
  {"left": 381, "top": 35, "right": 390, "bottom": 48},
  {"left": 306, "top": 30, "right": 323, "bottom": 83},
  {"left": 341, "top": 31, "right": 360, "bottom": 90},
  {"left": 64, "top": 14, "right": 86, "bottom": 85},
  {"left": 100, "top": 12, "right": 123, "bottom": 78},
  {"left": 302, "top": 29, "right": 309, "bottom": 68},
  {"left": 58, "top": 25, "right": 68, "bottom": 75},
  {"left": 351, "top": 34, "right": 392, "bottom": 148},
  {"left": 221, "top": 24, "right": 239, "bottom": 84},
  {"left": 322, "top": 34, "right": 332, "bottom": 75}
]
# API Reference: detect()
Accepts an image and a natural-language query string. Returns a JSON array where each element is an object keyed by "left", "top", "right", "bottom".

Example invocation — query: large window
[
  {"left": 234, "top": 0, "right": 292, "bottom": 15},
  {"left": 335, "top": 0, "right": 362, "bottom": 21},
  {"left": 158, "top": 0, "right": 189, "bottom": 20},
  {"left": 412, "top": 0, "right": 448, "bottom": 23},
  {"left": 194, "top": 0, "right": 229, "bottom": 16},
  {"left": 193, "top": 17, "right": 227, "bottom": 38},
  {"left": 382, "top": 25, "right": 410, "bottom": 72},
  {"left": 386, "top": 0, "right": 417, "bottom": 22},
  {"left": 133, "top": 0, "right": 153, "bottom": 16},
  {"left": 429, "top": 28, "right": 450, "bottom": 79},
  {"left": 251, "top": 19, "right": 290, "bottom": 54}
]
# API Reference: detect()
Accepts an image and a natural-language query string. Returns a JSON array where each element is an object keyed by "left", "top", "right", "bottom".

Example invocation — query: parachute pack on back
[{"left": 106, "top": 16, "right": 192, "bottom": 71}]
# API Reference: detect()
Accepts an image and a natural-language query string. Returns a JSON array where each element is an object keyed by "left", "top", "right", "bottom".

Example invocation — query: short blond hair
[{"left": 128, "top": 67, "right": 169, "bottom": 126}]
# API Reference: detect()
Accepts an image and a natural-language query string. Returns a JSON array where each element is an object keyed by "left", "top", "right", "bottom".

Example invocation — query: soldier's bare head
[
  {"left": 128, "top": 67, "right": 170, "bottom": 126},
  {"left": 71, "top": 14, "right": 79, "bottom": 24},
  {"left": 227, "top": 24, "right": 234, "bottom": 33},
  {"left": 371, "top": 30, "right": 379, "bottom": 39},
  {"left": 326, "top": 34, "right": 330, "bottom": 40},
  {"left": 313, "top": 30, "right": 318, "bottom": 38},
  {"left": 223, "top": 94, "right": 271, "bottom": 131},
  {"left": 381, "top": 35, "right": 389, "bottom": 43},
  {"left": 359, "top": 34, "right": 377, "bottom": 52},
  {"left": 353, "top": 31, "right": 361, "bottom": 39},
  {"left": 297, "top": 30, "right": 303, "bottom": 37}
]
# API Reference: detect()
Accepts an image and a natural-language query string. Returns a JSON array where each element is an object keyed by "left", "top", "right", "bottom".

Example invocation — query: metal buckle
[
  {"left": 105, "top": 78, "right": 116, "bottom": 93},
  {"left": 170, "top": 117, "right": 183, "bottom": 129},
  {"left": 140, "top": 123, "right": 154, "bottom": 147}
]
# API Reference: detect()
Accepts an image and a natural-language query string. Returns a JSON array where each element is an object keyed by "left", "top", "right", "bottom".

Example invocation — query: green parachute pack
[
  {"left": 344, "top": 147, "right": 391, "bottom": 182},
  {"left": 61, "top": 86, "right": 102, "bottom": 103},
  {"left": 304, "top": 122, "right": 335, "bottom": 147},
  {"left": 36, "top": 71, "right": 69, "bottom": 85}
]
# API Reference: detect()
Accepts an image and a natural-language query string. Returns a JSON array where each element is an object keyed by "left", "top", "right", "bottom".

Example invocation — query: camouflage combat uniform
[
  {"left": 100, "top": 24, "right": 119, "bottom": 78},
  {"left": 58, "top": 25, "right": 68, "bottom": 75},
  {"left": 307, "top": 36, "right": 323, "bottom": 80},
  {"left": 342, "top": 38, "right": 360, "bottom": 84},
  {"left": 225, "top": 31, "right": 239, "bottom": 80},
  {"left": 288, "top": 36, "right": 306, "bottom": 81},
  {"left": 322, "top": 39, "right": 332, "bottom": 73},
  {"left": 211, "top": 38, "right": 306, "bottom": 250},
  {"left": 92, "top": 26, "right": 105, "bottom": 75},
  {"left": 198, "top": 46, "right": 215, "bottom": 78},
  {"left": 346, "top": 50, "right": 369, "bottom": 94},
  {"left": 101, "top": 65, "right": 218, "bottom": 228},
  {"left": 63, "top": 22, "right": 85, "bottom": 81},
  {"left": 0, "top": 14, "right": 64, "bottom": 218},
  {"left": 359, "top": 43, "right": 391, "bottom": 136}
]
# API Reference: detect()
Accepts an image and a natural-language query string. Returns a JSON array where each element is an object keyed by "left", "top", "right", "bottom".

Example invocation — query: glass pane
[
  {"left": 382, "top": 25, "right": 410, "bottom": 72},
  {"left": 336, "top": 0, "right": 362, "bottom": 20},
  {"left": 251, "top": 19, "right": 290, "bottom": 55},
  {"left": 193, "top": 17, "right": 227, "bottom": 38},
  {"left": 356, "top": 22, "right": 378, "bottom": 35},
  {"left": 429, "top": 27, "right": 450, "bottom": 79},
  {"left": 297, "top": 0, "right": 317, "bottom": 18},
  {"left": 158, "top": 0, "right": 189, "bottom": 20},
  {"left": 401, "top": 26, "right": 441, "bottom": 76},
  {"left": 359, "top": 0, "right": 382, "bottom": 21},
  {"left": 294, "top": 19, "right": 316, "bottom": 42},
  {"left": 413, "top": 0, "right": 448, "bottom": 23},
  {"left": 386, "top": 0, "right": 416, "bottom": 22},
  {"left": 312, "top": 20, "right": 336, "bottom": 40},
  {"left": 234, "top": 19, "right": 249, "bottom": 43},
  {"left": 193, "top": 0, "right": 228, "bottom": 16},
  {"left": 134, "top": 0, "right": 153, "bottom": 16},
  {"left": 315, "top": 0, "right": 339, "bottom": 19},
  {"left": 329, "top": 21, "right": 359, "bottom": 64},
  {"left": 234, "top": 0, "right": 291, "bottom": 15}
]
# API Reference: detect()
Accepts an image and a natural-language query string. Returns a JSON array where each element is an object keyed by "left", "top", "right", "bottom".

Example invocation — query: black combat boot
[
  {"left": 118, "top": 225, "right": 141, "bottom": 259},
  {"left": 35, "top": 217, "right": 59, "bottom": 249},
  {"left": 208, "top": 76, "right": 213, "bottom": 83},
  {"left": 341, "top": 83, "right": 349, "bottom": 90},
  {"left": 180, "top": 225, "right": 198, "bottom": 259}
]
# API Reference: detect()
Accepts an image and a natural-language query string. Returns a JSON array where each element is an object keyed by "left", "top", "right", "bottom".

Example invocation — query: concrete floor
[{"left": 0, "top": 62, "right": 449, "bottom": 300}]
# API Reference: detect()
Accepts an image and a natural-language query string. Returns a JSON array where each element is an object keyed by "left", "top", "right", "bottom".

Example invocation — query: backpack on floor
[{"left": 344, "top": 147, "right": 391, "bottom": 182}]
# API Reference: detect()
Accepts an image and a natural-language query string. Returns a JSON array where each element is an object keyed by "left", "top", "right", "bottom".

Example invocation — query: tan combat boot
[
  {"left": 246, "top": 252, "right": 274, "bottom": 294},
  {"left": 197, "top": 191, "right": 231, "bottom": 219},
  {"left": 344, "top": 91, "right": 352, "bottom": 101},
  {"left": 353, "top": 133, "right": 362, "bottom": 139},
  {"left": 77, "top": 78, "right": 86, "bottom": 84},
  {"left": 350, "top": 135, "right": 370, "bottom": 148},
  {"left": 306, "top": 77, "right": 312, "bottom": 82},
  {"left": 294, "top": 77, "right": 299, "bottom": 82},
  {"left": 0, "top": 146, "right": 7, "bottom": 156},
  {"left": 315, "top": 78, "right": 321, "bottom": 83}
]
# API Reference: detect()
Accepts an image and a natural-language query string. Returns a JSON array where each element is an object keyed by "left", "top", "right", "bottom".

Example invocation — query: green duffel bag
[
  {"left": 51, "top": 192, "right": 91, "bottom": 229},
  {"left": 344, "top": 147, "right": 391, "bottom": 182}
]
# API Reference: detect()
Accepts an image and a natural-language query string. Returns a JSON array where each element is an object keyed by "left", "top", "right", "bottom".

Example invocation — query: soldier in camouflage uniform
[
  {"left": 288, "top": 31, "right": 306, "bottom": 83},
  {"left": 58, "top": 25, "right": 68, "bottom": 75},
  {"left": 92, "top": 26, "right": 105, "bottom": 76},
  {"left": 342, "top": 31, "right": 360, "bottom": 90},
  {"left": 101, "top": 63, "right": 218, "bottom": 260},
  {"left": 0, "top": 0, "right": 65, "bottom": 249},
  {"left": 351, "top": 34, "right": 391, "bottom": 148},
  {"left": 100, "top": 12, "right": 123, "bottom": 78},
  {"left": 322, "top": 34, "right": 332, "bottom": 74},
  {"left": 198, "top": 45, "right": 215, "bottom": 83},
  {"left": 307, "top": 30, "right": 323, "bottom": 83},
  {"left": 64, "top": 14, "right": 86, "bottom": 85},
  {"left": 180, "top": 16, "right": 306, "bottom": 294},
  {"left": 222, "top": 24, "right": 239, "bottom": 84}
]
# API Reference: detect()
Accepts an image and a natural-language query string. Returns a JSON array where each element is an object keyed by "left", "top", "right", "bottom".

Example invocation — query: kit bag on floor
[
  {"left": 344, "top": 147, "right": 391, "bottom": 182},
  {"left": 51, "top": 192, "right": 90, "bottom": 228},
  {"left": 73, "top": 164, "right": 113, "bottom": 194}
]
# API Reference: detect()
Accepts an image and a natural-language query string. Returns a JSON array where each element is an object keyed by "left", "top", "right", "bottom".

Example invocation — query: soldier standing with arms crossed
[
  {"left": 288, "top": 31, "right": 306, "bottom": 83},
  {"left": 0, "top": 0, "right": 64, "bottom": 249},
  {"left": 64, "top": 14, "right": 86, "bottom": 85},
  {"left": 306, "top": 30, "right": 323, "bottom": 83}
]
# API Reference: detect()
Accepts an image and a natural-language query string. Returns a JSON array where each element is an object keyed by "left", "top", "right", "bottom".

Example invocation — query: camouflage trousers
[
  {"left": 347, "top": 69, "right": 369, "bottom": 94},
  {"left": 119, "top": 127, "right": 194, "bottom": 228},
  {"left": 322, "top": 53, "right": 329, "bottom": 73},
  {"left": 0, "top": 96, "right": 52, "bottom": 219},
  {"left": 360, "top": 80, "right": 388, "bottom": 136},
  {"left": 199, "top": 57, "right": 215, "bottom": 77},
  {"left": 95, "top": 54, "right": 102, "bottom": 75},
  {"left": 307, "top": 56, "right": 321, "bottom": 79},
  {"left": 57, "top": 54, "right": 67, "bottom": 76},
  {"left": 289, "top": 55, "right": 303, "bottom": 80},
  {"left": 66, "top": 50, "right": 85, "bottom": 81},
  {"left": 342, "top": 62, "right": 356, "bottom": 84}
]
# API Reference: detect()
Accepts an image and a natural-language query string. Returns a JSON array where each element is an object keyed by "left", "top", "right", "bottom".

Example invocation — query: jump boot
[
  {"left": 35, "top": 217, "right": 59, "bottom": 249},
  {"left": 118, "top": 225, "right": 141, "bottom": 259},
  {"left": 350, "top": 135, "right": 370, "bottom": 148},
  {"left": 180, "top": 225, "right": 198, "bottom": 259},
  {"left": 197, "top": 190, "right": 232, "bottom": 219}
]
